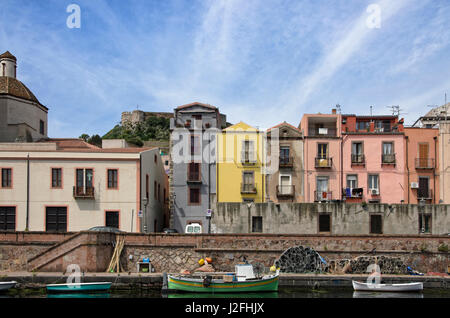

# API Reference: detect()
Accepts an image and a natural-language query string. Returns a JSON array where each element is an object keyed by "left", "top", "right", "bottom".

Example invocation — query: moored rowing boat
[
  {"left": 46, "top": 282, "right": 112, "bottom": 293},
  {"left": 352, "top": 280, "right": 423, "bottom": 292}
]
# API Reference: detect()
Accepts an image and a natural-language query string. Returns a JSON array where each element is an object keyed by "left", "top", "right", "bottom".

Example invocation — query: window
[
  {"left": 188, "top": 162, "right": 201, "bottom": 181},
  {"left": 158, "top": 183, "right": 161, "bottom": 201},
  {"left": 318, "top": 213, "right": 331, "bottom": 233},
  {"left": 368, "top": 174, "right": 379, "bottom": 191},
  {"left": 46, "top": 207, "right": 67, "bottom": 232},
  {"left": 74, "top": 168, "right": 93, "bottom": 196},
  {"left": 154, "top": 181, "right": 157, "bottom": 200},
  {"left": 39, "top": 120, "right": 45, "bottom": 135},
  {"left": 370, "top": 214, "right": 383, "bottom": 234},
  {"left": 0, "top": 207, "right": 16, "bottom": 231},
  {"left": 190, "top": 135, "right": 201, "bottom": 155},
  {"left": 107, "top": 169, "right": 118, "bottom": 189},
  {"left": 242, "top": 140, "right": 256, "bottom": 163},
  {"left": 418, "top": 213, "right": 432, "bottom": 234},
  {"left": 105, "top": 211, "right": 119, "bottom": 229},
  {"left": 418, "top": 176, "right": 429, "bottom": 199},
  {"left": 51, "top": 168, "right": 62, "bottom": 188},
  {"left": 356, "top": 121, "right": 369, "bottom": 131},
  {"left": 346, "top": 175, "right": 358, "bottom": 189},
  {"left": 243, "top": 198, "right": 254, "bottom": 203},
  {"left": 317, "top": 143, "right": 328, "bottom": 159},
  {"left": 189, "top": 187, "right": 200, "bottom": 205},
  {"left": 252, "top": 216, "right": 263, "bottom": 233},
  {"left": 351, "top": 142, "right": 364, "bottom": 163},
  {"left": 1, "top": 168, "right": 12, "bottom": 188},
  {"left": 242, "top": 171, "right": 255, "bottom": 192},
  {"left": 76, "top": 169, "right": 93, "bottom": 188},
  {"left": 382, "top": 142, "right": 395, "bottom": 163},
  {"left": 280, "top": 146, "right": 290, "bottom": 165},
  {"left": 316, "top": 176, "right": 329, "bottom": 200}
]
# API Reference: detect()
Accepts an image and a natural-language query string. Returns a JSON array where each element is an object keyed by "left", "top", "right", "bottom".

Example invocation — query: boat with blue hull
[{"left": 46, "top": 282, "right": 112, "bottom": 293}]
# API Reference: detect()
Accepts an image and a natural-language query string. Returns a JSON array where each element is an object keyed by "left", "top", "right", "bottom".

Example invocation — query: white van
[{"left": 185, "top": 223, "right": 202, "bottom": 234}]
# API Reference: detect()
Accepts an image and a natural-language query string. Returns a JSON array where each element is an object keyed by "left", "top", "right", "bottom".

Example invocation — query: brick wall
[{"left": 0, "top": 231, "right": 448, "bottom": 273}]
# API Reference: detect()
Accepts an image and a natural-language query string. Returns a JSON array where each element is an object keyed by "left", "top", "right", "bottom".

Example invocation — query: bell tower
[{"left": 0, "top": 51, "right": 17, "bottom": 78}]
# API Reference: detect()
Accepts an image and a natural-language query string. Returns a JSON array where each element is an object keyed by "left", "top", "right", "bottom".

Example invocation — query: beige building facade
[
  {"left": 266, "top": 122, "right": 304, "bottom": 203},
  {"left": 0, "top": 139, "right": 167, "bottom": 233}
]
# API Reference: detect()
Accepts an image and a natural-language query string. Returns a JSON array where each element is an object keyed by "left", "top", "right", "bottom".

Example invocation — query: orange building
[{"left": 404, "top": 127, "right": 439, "bottom": 204}]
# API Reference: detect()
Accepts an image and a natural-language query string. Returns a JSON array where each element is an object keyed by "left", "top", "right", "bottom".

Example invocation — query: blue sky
[{"left": 1, "top": 0, "right": 449, "bottom": 137}]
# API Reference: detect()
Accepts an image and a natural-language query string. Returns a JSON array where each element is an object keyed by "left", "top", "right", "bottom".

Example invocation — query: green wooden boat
[
  {"left": 167, "top": 264, "right": 279, "bottom": 293},
  {"left": 46, "top": 282, "right": 112, "bottom": 293}
]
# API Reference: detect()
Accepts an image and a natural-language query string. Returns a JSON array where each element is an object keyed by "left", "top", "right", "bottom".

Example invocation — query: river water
[{"left": 2, "top": 287, "right": 450, "bottom": 298}]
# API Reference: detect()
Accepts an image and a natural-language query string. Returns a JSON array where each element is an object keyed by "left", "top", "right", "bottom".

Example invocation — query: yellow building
[{"left": 216, "top": 122, "right": 266, "bottom": 203}]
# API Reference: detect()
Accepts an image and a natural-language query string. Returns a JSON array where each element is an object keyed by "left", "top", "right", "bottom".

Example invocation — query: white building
[{"left": 0, "top": 139, "right": 168, "bottom": 232}]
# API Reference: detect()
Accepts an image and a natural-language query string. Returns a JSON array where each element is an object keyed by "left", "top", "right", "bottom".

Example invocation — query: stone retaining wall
[{"left": 0, "top": 232, "right": 448, "bottom": 274}]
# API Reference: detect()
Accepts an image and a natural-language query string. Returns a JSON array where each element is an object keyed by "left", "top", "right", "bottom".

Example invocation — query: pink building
[
  {"left": 341, "top": 114, "right": 406, "bottom": 204},
  {"left": 299, "top": 109, "right": 406, "bottom": 204},
  {"left": 299, "top": 110, "right": 342, "bottom": 202}
]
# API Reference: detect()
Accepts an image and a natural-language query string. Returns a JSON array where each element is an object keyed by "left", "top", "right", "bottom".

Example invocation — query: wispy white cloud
[{"left": 0, "top": 0, "right": 449, "bottom": 137}]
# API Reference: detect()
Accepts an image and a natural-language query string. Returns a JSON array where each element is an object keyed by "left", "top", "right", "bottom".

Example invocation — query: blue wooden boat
[{"left": 46, "top": 282, "right": 112, "bottom": 293}]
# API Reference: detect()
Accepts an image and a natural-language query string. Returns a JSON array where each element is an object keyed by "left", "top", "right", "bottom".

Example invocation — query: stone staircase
[{"left": 27, "top": 232, "right": 115, "bottom": 272}]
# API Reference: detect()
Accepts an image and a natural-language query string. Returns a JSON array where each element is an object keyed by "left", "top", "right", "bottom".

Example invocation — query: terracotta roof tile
[
  {"left": 0, "top": 51, "right": 16, "bottom": 61},
  {"left": 0, "top": 76, "right": 46, "bottom": 109}
]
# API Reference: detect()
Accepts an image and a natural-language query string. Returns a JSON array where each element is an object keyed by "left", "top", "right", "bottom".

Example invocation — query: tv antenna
[
  {"left": 387, "top": 105, "right": 407, "bottom": 117},
  {"left": 335, "top": 104, "right": 341, "bottom": 114}
]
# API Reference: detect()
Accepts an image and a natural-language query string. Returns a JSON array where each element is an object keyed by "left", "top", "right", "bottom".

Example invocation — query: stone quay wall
[
  {"left": 212, "top": 202, "right": 450, "bottom": 235},
  {"left": 0, "top": 232, "right": 448, "bottom": 274}
]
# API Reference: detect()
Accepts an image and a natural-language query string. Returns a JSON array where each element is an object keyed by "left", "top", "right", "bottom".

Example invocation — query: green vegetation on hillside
[{"left": 101, "top": 115, "right": 170, "bottom": 147}]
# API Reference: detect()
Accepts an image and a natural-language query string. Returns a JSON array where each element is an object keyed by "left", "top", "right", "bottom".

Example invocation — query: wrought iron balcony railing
[
  {"left": 279, "top": 156, "right": 294, "bottom": 168},
  {"left": 73, "top": 186, "right": 95, "bottom": 199},
  {"left": 382, "top": 153, "right": 396, "bottom": 164},
  {"left": 351, "top": 154, "right": 365, "bottom": 165},
  {"left": 315, "top": 157, "right": 333, "bottom": 168},
  {"left": 314, "top": 191, "right": 332, "bottom": 201},
  {"left": 276, "top": 185, "right": 295, "bottom": 197},
  {"left": 415, "top": 158, "right": 435, "bottom": 169},
  {"left": 241, "top": 183, "right": 257, "bottom": 194}
]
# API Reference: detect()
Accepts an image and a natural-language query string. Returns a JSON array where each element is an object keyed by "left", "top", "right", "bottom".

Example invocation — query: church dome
[{"left": 0, "top": 76, "right": 46, "bottom": 109}]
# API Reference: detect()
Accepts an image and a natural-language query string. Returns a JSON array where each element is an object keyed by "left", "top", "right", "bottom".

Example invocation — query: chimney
[{"left": 331, "top": 109, "right": 336, "bottom": 114}]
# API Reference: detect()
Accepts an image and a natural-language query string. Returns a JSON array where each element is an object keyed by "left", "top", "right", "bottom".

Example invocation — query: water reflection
[
  {"left": 353, "top": 291, "right": 424, "bottom": 298},
  {"left": 47, "top": 293, "right": 111, "bottom": 299},
  {"left": 167, "top": 292, "right": 279, "bottom": 299}
]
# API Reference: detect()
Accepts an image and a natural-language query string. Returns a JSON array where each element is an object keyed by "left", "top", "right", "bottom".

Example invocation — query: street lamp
[{"left": 419, "top": 198, "right": 425, "bottom": 233}]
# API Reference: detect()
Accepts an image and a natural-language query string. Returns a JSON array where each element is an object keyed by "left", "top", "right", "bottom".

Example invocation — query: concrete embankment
[{"left": 1, "top": 272, "right": 449, "bottom": 290}]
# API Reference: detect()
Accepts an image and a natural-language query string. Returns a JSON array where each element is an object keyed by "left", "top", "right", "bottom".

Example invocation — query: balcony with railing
[
  {"left": 241, "top": 151, "right": 257, "bottom": 165},
  {"left": 415, "top": 158, "right": 435, "bottom": 170},
  {"left": 351, "top": 154, "right": 365, "bottom": 166},
  {"left": 417, "top": 188, "right": 433, "bottom": 200},
  {"left": 241, "top": 183, "right": 257, "bottom": 194},
  {"left": 73, "top": 186, "right": 95, "bottom": 199},
  {"left": 308, "top": 127, "right": 337, "bottom": 137},
  {"left": 315, "top": 157, "right": 333, "bottom": 168},
  {"left": 187, "top": 168, "right": 202, "bottom": 183},
  {"left": 314, "top": 191, "right": 332, "bottom": 202},
  {"left": 279, "top": 156, "right": 294, "bottom": 168},
  {"left": 343, "top": 187, "right": 363, "bottom": 199},
  {"left": 276, "top": 185, "right": 295, "bottom": 197},
  {"left": 381, "top": 153, "right": 396, "bottom": 165}
]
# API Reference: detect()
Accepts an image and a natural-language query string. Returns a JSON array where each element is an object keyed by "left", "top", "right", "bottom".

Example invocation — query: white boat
[
  {"left": 352, "top": 280, "right": 423, "bottom": 292},
  {"left": 0, "top": 281, "right": 17, "bottom": 291}
]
